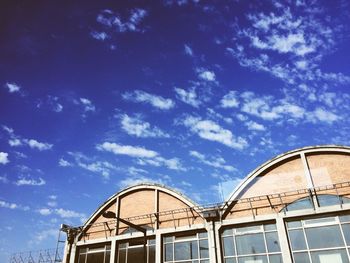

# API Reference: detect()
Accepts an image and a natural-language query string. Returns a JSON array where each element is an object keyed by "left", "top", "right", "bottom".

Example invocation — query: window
[
  {"left": 283, "top": 195, "right": 350, "bottom": 212},
  {"left": 78, "top": 244, "right": 111, "bottom": 263},
  {"left": 287, "top": 214, "right": 350, "bottom": 263},
  {"left": 116, "top": 238, "right": 155, "bottom": 263},
  {"left": 163, "top": 232, "right": 209, "bottom": 263},
  {"left": 221, "top": 223, "right": 283, "bottom": 263}
]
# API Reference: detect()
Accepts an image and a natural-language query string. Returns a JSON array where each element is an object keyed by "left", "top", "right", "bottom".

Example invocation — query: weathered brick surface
[{"left": 307, "top": 153, "right": 350, "bottom": 187}]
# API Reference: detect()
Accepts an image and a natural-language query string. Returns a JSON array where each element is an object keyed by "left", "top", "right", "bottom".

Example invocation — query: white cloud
[
  {"left": 55, "top": 208, "right": 86, "bottom": 219},
  {"left": 58, "top": 158, "right": 72, "bottom": 167},
  {"left": 182, "top": 116, "right": 248, "bottom": 149},
  {"left": 26, "top": 139, "right": 53, "bottom": 151},
  {"left": 308, "top": 108, "right": 339, "bottom": 124},
  {"left": 97, "top": 142, "right": 158, "bottom": 158},
  {"left": 38, "top": 208, "right": 52, "bottom": 216},
  {"left": 0, "top": 200, "right": 29, "bottom": 211},
  {"left": 35, "top": 229, "right": 58, "bottom": 242},
  {"left": 221, "top": 91, "right": 239, "bottom": 108},
  {"left": 174, "top": 87, "right": 201, "bottom": 107},
  {"left": 120, "top": 114, "right": 169, "bottom": 138},
  {"left": 184, "top": 44, "right": 193, "bottom": 56},
  {"left": 77, "top": 161, "right": 117, "bottom": 179},
  {"left": 9, "top": 138, "right": 22, "bottom": 146},
  {"left": 198, "top": 69, "right": 216, "bottom": 82},
  {"left": 4, "top": 83, "right": 21, "bottom": 93},
  {"left": 122, "top": 90, "right": 175, "bottom": 110},
  {"left": 79, "top": 98, "right": 96, "bottom": 112},
  {"left": 245, "top": 120, "right": 266, "bottom": 131},
  {"left": 15, "top": 177, "right": 46, "bottom": 186},
  {"left": 190, "top": 150, "right": 236, "bottom": 172},
  {"left": 0, "top": 152, "right": 9, "bottom": 165},
  {"left": 0, "top": 176, "right": 9, "bottom": 183},
  {"left": 138, "top": 156, "right": 185, "bottom": 171},
  {"left": 90, "top": 31, "right": 109, "bottom": 41},
  {"left": 96, "top": 8, "right": 147, "bottom": 33}
]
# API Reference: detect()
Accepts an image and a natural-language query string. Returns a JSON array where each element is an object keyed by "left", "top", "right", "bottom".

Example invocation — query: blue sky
[{"left": 1, "top": 0, "right": 350, "bottom": 260}]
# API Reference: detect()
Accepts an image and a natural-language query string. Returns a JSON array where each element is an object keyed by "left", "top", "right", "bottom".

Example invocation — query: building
[{"left": 61, "top": 145, "right": 350, "bottom": 263}]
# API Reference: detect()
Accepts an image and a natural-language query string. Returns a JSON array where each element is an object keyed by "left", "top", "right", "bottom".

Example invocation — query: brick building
[{"left": 61, "top": 145, "right": 350, "bottom": 263}]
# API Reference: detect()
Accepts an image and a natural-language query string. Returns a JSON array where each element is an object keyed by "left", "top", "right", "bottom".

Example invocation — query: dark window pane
[
  {"left": 310, "top": 249, "right": 349, "bottom": 263},
  {"left": 165, "top": 243, "right": 173, "bottom": 261},
  {"left": 285, "top": 198, "right": 313, "bottom": 211},
  {"left": 264, "top": 224, "right": 276, "bottom": 231},
  {"left": 118, "top": 249, "right": 126, "bottom": 263},
  {"left": 87, "top": 252, "right": 104, "bottom": 263},
  {"left": 198, "top": 232, "right": 208, "bottom": 239},
  {"left": 289, "top": 229, "right": 307, "bottom": 250},
  {"left": 127, "top": 246, "right": 144, "bottom": 263},
  {"left": 164, "top": 237, "right": 173, "bottom": 243},
  {"left": 340, "top": 215, "right": 350, "bottom": 223},
  {"left": 222, "top": 229, "right": 233, "bottom": 236},
  {"left": 236, "top": 233, "right": 266, "bottom": 255},
  {"left": 78, "top": 254, "right": 86, "bottom": 263},
  {"left": 223, "top": 236, "right": 235, "bottom": 256},
  {"left": 342, "top": 224, "right": 350, "bottom": 245},
  {"left": 104, "top": 251, "right": 110, "bottom": 263},
  {"left": 287, "top": 221, "right": 302, "bottom": 229},
  {"left": 269, "top": 254, "right": 283, "bottom": 263},
  {"left": 293, "top": 252, "right": 310, "bottom": 263},
  {"left": 191, "top": 241, "right": 198, "bottom": 259},
  {"left": 237, "top": 255, "right": 268, "bottom": 263},
  {"left": 199, "top": 240, "right": 209, "bottom": 258},
  {"left": 175, "top": 241, "right": 191, "bottom": 260},
  {"left": 225, "top": 258, "right": 236, "bottom": 263},
  {"left": 318, "top": 195, "right": 341, "bottom": 207},
  {"left": 149, "top": 245, "right": 155, "bottom": 263},
  {"left": 266, "top": 232, "right": 280, "bottom": 252},
  {"left": 305, "top": 225, "right": 344, "bottom": 249}
]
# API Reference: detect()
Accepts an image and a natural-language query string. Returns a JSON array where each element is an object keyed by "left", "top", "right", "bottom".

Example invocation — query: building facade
[{"left": 62, "top": 145, "right": 350, "bottom": 263}]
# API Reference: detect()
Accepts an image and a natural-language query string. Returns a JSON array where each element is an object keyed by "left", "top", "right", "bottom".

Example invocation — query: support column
[
  {"left": 110, "top": 239, "right": 117, "bottom": 263},
  {"left": 276, "top": 217, "right": 292, "bottom": 263},
  {"left": 155, "top": 232, "right": 161, "bottom": 263},
  {"left": 214, "top": 221, "right": 222, "bottom": 263},
  {"left": 206, "top": 221, "right": 217, "bottom": 263},
  {"left": 68, "top": 244, "right": 77, "bottom": 263}
]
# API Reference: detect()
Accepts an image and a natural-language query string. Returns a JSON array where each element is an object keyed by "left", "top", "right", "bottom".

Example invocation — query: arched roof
[
  {"left": 225, "top": 145, "right": 350, "bottom": 203},
  {"left": 83, "top": 183, "right": 199, "bottom": 227}
]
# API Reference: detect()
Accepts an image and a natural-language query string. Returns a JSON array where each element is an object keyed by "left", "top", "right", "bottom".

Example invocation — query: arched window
[{"left": 282, "top": 195, "right": 350, "bottom": 212}]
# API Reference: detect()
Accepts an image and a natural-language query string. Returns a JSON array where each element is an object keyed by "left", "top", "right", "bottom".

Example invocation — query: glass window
[
  {"left": 163, "top": 232, "right": 209, "bottom": 263},
  {"left": 287, "top": 214, "right": 350, "bottom": 263},
  {"left": 236, "top": 233, "right": 266, "bottom": 255},
  {"left": 117, "top": 238, "right": 155, "bottom": 263},
  {"left": 78, "top": 244, "right": 111, "bottom": 263},
  {"left": 305, "top": 225, "right": 343, "bottom": 249},
  {"left": 221, "top": 223, "right": 282, "bottom": 263}
]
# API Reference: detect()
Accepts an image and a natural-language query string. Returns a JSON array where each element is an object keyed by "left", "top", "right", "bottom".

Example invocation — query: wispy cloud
[
  {"left": 190, "top": 150, "right": 236, "bottom": 172},
  {"left": 0, "top": 200, "right": 29, "bottom": 211},
  {"left": 120, "top": 114, "right": 169, "bottom": 138},
  {"left": 174, "top": 87, "right": 201, "bottom": 107},
  {"left": 220, "top": 91, "right": 239, "bottom": 108},
  {"left": 15, "top": 177, "right": 46, "bottom": 186},
  {"left": 25, "top": 139, "right": 53, "bottom": 151},
  {"left": 97, "top": 142, "right": 185, "bottom": 171},
  {"left": 94, "top": 8, "right": 148, "bottom": 38},
  {"left": 0, "top": 152, "right": 9, "bottom": 165},
  {"left": 181, "top": 115, "right": 248, "bottom": 149},
  {"left": 65, "top": 152, "right": 119, "bottom": 179},
  {"left": 2, "top": 126, "right": 53, "bottom": 150},
  {"left": 79, "top": 98, "right": 96, "bottom": 112},
  {"left": 122, "top": 90, "right": 175, "bottom": 110},
  {"left": 184, "top": 44, "right": 193, "bottom": 56},
  {"left": 197, "top": 68, "right": 216, "bottom": 82},
  {"left": 4, "top": 82, "right": 21, "bottom": 93},
  {"left": 97, "top": 142, "right": 158, "bottom": 158}
]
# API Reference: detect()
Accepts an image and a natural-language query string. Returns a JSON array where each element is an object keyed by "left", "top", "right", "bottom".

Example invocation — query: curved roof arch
[
  {"left": 225, "top": 145, "right": 350, "bottom": 203},
  {"left": 82, "top": 183, "right": 199, "bottom": 228}
]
